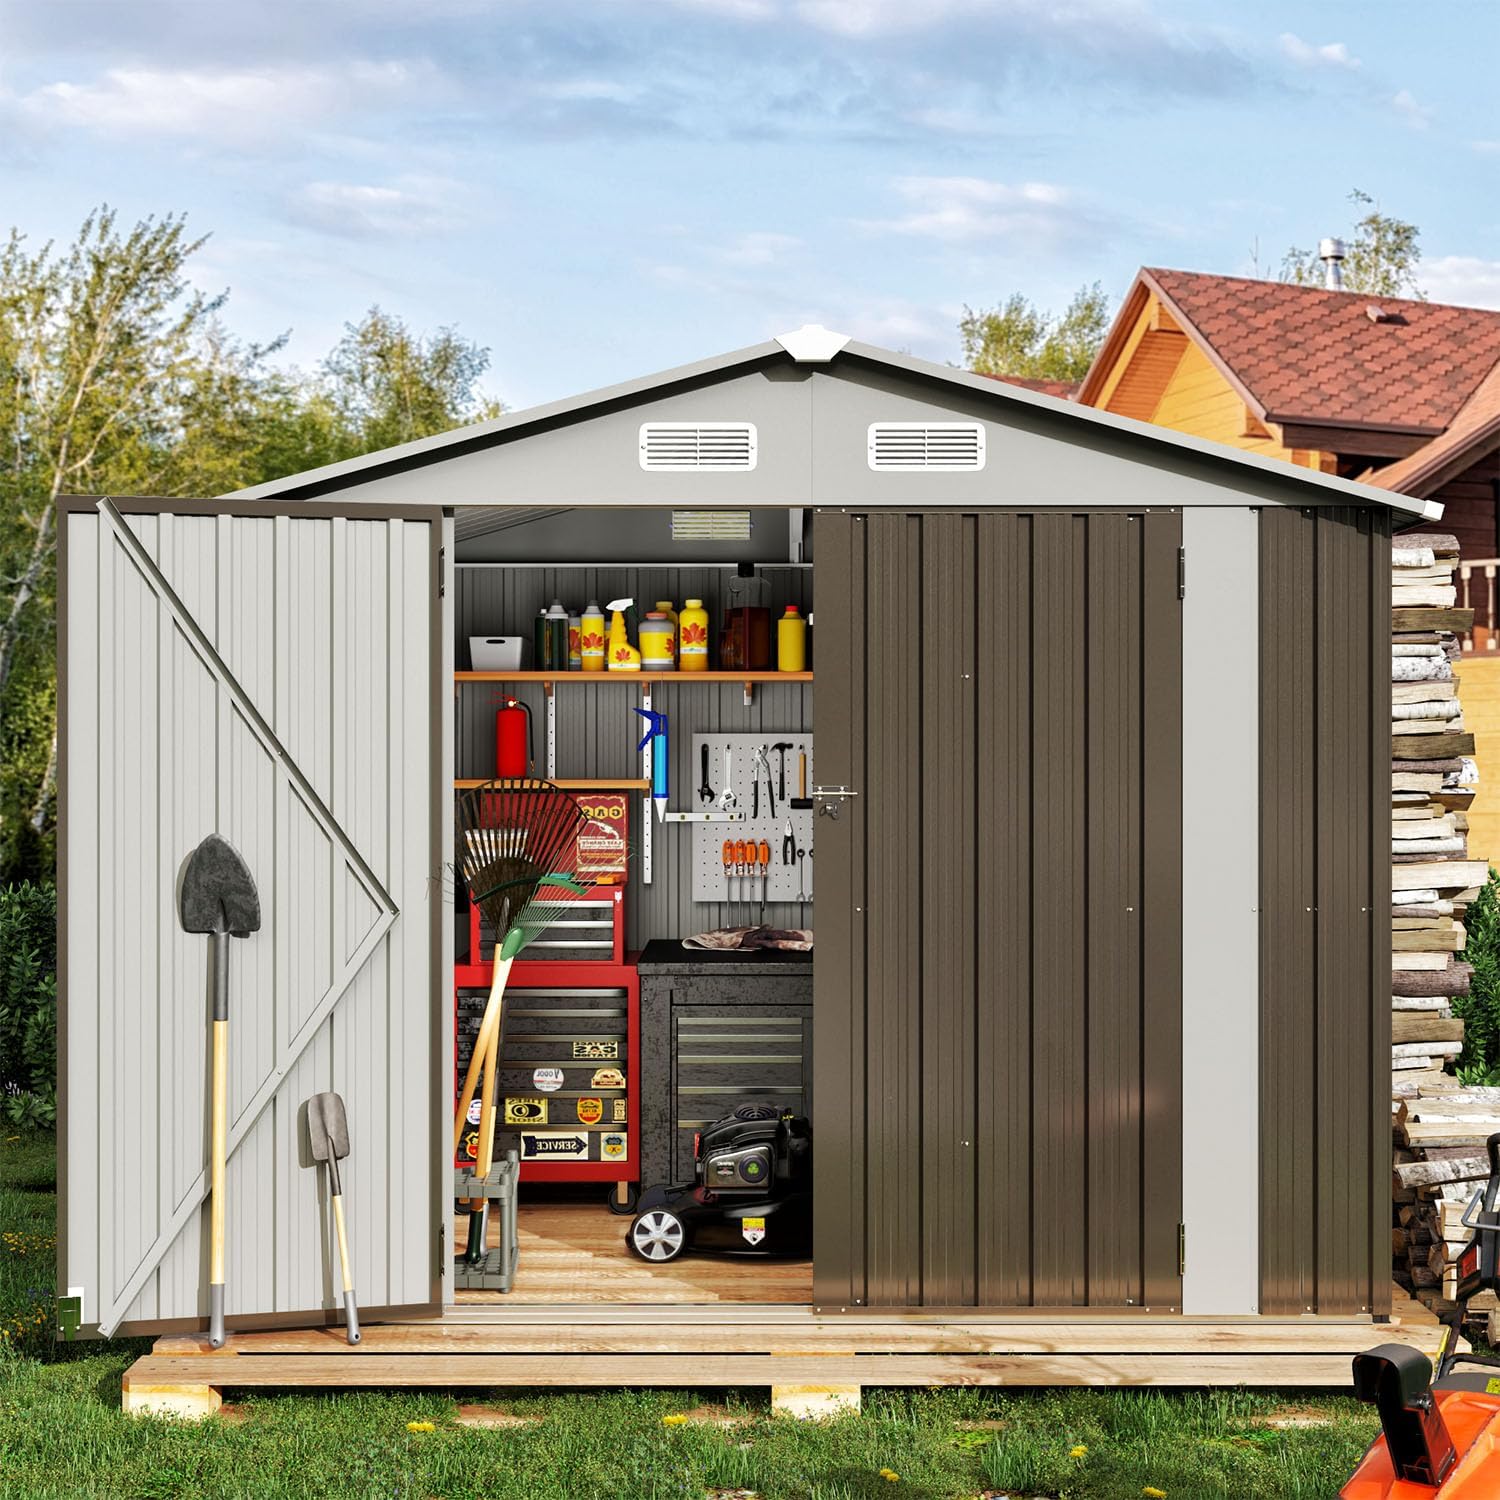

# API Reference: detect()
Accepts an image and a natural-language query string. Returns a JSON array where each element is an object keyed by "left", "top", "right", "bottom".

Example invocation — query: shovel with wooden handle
[
  {"left": 178, "top": 834, "right": 261, "bottom": 1350},
  {"left": 306, "top": 1092, "right": 361, "bottom": 1345}
]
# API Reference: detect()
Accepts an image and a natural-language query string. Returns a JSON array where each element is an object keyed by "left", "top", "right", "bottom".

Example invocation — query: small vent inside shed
[
  {"left": 867, "top": 422, "right": 985, "bottom": 471},
  {"left": 670, "top": 510, "right": 753, "bottom": 542},
  {"left": 640, "top": 422, "right": 757, "bottom": 471}
]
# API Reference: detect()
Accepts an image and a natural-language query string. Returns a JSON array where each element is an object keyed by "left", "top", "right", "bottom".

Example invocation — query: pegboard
[{"left": 691, "top": 733, "right": 815, "bottom": 906}]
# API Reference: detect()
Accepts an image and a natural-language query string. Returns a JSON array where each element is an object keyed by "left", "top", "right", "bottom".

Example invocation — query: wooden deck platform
[{"left": 121, "top": 1287, "right": 1444, "bottom": 1417}]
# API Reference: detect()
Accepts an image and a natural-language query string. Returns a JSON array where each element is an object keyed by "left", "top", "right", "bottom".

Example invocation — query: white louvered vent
[
  {"left": 640, "top": 422, "right": 757, "bottom": 471},
  {"left": 670, "top": 510, "right": 753, "bottom": 542},
  {"left": 867, "top": 421, "right": 985, "bottom": 471}
]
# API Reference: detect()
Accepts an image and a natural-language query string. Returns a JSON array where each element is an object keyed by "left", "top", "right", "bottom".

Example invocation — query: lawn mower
[
  {"left": 1343, "top": 1131, "right": 1500, "bottom": 1498},
  {"left": 626, "top": 1104, "right": 812, "bottom": 1263}
]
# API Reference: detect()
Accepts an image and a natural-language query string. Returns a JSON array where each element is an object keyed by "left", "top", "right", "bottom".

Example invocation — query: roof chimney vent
[{"left": 1319, "top": 236, "right": 1347, "bottom": 290}]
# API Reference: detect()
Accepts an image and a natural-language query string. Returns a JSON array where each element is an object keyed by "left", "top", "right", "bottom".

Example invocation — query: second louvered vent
[
  {"left": 640, "top": 422, "right": 757, "bottom": 471},
  {"left": 867, "top": 422, "right": 985, "bottom": 471}
]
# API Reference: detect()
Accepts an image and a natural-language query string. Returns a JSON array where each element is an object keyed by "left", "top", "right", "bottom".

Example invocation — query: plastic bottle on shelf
[
  {"left": 568, "top": 612, "right": 582, "bottom": 671},
  {"left": 545, "top": 599, "right": 570, "bottom": 671},
  {"left": 679, "top": 598, "right": 709, "bottom": 671},
  {"left": 532, "top": 608, "right": 549, "bottom": 670},
  {"left": 640, "top": 612, "right": 675, "bottom": 671},
  {"left": 654, "top": 600, "right": 679, "bottom": 663},
  {"left": 580, "top": 601, "right": 606, "bottom": 672},
  {"left": 605, "top": 598, "right": 641, "bottom": 671},
  {"left": 777, "top": 604, "right": 807, "bottom": 672}
]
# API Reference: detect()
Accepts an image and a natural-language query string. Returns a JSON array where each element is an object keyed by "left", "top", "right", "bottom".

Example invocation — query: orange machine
[{"left": 1343, "top": 1134, "right": 1500, "bottom": 1498}]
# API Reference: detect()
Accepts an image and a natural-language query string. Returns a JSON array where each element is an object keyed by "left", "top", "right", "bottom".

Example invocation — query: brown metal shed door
[{"left": 813, "top": 509, "right": 1182, "bottom": 1310}]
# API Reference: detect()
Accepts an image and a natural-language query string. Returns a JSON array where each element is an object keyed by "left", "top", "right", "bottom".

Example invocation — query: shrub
[{"left": 0, "top": 882, "right": 56, "bottom": 1127}]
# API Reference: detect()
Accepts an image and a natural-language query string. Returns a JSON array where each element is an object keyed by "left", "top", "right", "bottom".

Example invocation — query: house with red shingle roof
[{"left": 1073, "top": 268, "right": 1500, "bottom": 559}]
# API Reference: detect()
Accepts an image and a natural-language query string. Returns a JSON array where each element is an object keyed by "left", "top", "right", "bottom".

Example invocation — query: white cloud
[
  {"left": 1278, "top": 33, "right": 1360, "bottom": 69},
  {"left": 284, "top": 177, "right": 468, "bottom": 239},
  {"left": 16, "top": 60, "right": 432, "bottom": 145},
  {"left": 1392, "top": 88, "right": 1434, "bottom": 129},
  {"left": 1422, "top": 256, "right": 1500, "bottom": 310},
  {"left": 716, "top": 231, "right": 802, "bottom": 266},
  {"left": 862, "top": 177, "right": 1105, "bottom": 248}
]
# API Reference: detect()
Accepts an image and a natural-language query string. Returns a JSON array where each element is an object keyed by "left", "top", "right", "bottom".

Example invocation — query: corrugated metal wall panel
[
  {"left": 815, "top": 507, "right": 1182, "bottom": 1309},
  {"left": 1259, "top": 505, "right": 1387, "bottom": 1316},
  {"left": 60, "top": 501, "right": 441, "bottom": 1336}
]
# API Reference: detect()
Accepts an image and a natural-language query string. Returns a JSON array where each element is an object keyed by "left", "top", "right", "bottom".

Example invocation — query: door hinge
[
  {"left": 1177, "top": 1221, "right": 1186, "bottom": 1278},
  {"left": 438, "top": 1221, "right": 446, "bottom": 1276},
  {"left": 1177, "top": 546, "right": 1186, "bottom": 600},
  {"left": 438, "top": 546, "right": 447, "bottom": 598},
  {"left": 57, "top": 1293, "right": 82, "bottom": 1340}
]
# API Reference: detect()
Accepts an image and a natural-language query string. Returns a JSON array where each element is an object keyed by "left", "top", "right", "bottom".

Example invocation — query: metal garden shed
[{"left": 56, "top": 326, "right": 1440, "bottom": 1413}]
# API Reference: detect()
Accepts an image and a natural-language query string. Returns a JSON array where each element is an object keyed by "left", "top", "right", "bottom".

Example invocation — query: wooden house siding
[
  {"left": 1427, "top": 450, "right": 1500, "bottom": 558},
  {"left": 1151, "top": 342, "right": 1295, "bottom": 461}
]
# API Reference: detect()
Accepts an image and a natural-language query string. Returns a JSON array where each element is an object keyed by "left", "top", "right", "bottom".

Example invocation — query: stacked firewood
[
  {"left": 1391, "top": 532, "right": 1489, "bottom": 1313},
  {"left": 1392, "top": 534, "right": 1484, "bottom": 1090},
  {"left": 1393, "top": 1080, "right": 1500, "bottom": 1323}
]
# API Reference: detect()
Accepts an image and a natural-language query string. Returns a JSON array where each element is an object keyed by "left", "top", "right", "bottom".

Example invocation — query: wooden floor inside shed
[
  {"left": 457, "top": 1201, "right": 813, "bottom": 1305},
  {"left": 123, "top": 1285, "right": 1442, "bottom": 1415}
]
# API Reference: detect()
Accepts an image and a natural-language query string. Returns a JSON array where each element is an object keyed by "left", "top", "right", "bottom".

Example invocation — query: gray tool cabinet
[{"left": 636, "top": 941, "right": 813, "bottom": 1191}]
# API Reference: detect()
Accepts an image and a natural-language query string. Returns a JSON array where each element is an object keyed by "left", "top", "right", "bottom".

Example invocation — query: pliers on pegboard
[{"left": 749, "top": 743, "right": 775, "bottom": 820}]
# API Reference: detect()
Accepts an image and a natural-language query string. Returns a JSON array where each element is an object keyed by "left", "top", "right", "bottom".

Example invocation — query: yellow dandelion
[
  {"left": 1143, "top": 1488, "right": 1167, "bottom": 1498},
  {"left": 1070, "top": 1444, "right": 1088, "bottom": 1458},
  {"left": 662, "top": 1413, "right": 688, "bottom": 1426},
  {"left": 879, "top": 1469, "right": 900, "bottom": 1482},
  {"left": 406, "top": 1420, "right": 435, "bottom": 1433}
]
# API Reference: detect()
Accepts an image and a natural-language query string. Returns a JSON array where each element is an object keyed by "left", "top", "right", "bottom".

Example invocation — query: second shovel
[{"left": 306, "top": 1091, "right": 361, "bottom": 1345}]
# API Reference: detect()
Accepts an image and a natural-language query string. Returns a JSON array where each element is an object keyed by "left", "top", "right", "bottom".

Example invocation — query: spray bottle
[{"left": 605, "top": 598, "right": 641, "bottom": 671}]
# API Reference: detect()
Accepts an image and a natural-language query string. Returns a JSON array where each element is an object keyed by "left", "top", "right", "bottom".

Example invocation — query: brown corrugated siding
[
  {"left": 815, "top": 507, "right": 1183, "bottom": 1310},
  {"left": 1259, "top": 505, "right": 1389, "bottom": 1315}
]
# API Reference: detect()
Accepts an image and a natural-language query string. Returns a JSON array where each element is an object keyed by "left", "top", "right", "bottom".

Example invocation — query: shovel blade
[
  {"left": 179, "top": 834, "right": 261, "bottom": 936},
  {"left": 306, "top": 1092, "right": 350, "bottom": 1163}
]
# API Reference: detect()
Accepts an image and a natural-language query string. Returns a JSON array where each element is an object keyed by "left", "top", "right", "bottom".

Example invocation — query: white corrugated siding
[{"left": 62, "top": 505, "right": 440, "bottom": 1334}]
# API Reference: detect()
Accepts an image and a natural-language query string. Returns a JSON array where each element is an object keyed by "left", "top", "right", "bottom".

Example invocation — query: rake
[{"left": 452, "top": 779, "right": 590, "bottom": 1261}]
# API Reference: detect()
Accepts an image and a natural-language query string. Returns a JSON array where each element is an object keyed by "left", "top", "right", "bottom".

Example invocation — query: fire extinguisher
[{"left": 495, "top": 697, "right": 534, "bottom": 777}]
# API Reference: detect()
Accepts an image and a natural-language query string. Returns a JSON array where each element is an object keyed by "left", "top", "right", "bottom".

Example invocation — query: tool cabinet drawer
[
  {"left": 456, "top": 985, "right": 631, "bottom": 1170},
  {"left": 669, "top": 1008, "right": 812, "bottom": 1183}
]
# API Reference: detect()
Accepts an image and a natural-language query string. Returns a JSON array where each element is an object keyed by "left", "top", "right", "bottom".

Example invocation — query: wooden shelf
[
  {"left": 453, "top": 778, "right": 650, "bottom": 791},
  {"left": 455, "top": 671, "right": 812, "bottom": 685}
]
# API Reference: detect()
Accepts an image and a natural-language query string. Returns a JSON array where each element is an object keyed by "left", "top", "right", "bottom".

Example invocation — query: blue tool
[{"left": 635, "top": 708, "right": 669, "bottom": 822}]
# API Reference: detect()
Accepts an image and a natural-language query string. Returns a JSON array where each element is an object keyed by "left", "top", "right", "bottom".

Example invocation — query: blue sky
[{"left": 2, "top": 0, "right": 1498, "bottom": 410}]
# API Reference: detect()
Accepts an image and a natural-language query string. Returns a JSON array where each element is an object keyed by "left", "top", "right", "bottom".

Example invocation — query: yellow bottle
[
  {"left": 580, "top": 601, "right": 606, "bottom": 672},
  {"left": 654, "top": 600, "right": 679, "bottom": 664},
  {"left": 605, "top": 597, "right": 641, "bottom": 672},
  {"left": 777, "top": 605, "right": 807, "bottom": 672},
  {"left": 679, "top": 598, "right": 709, "bottom": 671}
]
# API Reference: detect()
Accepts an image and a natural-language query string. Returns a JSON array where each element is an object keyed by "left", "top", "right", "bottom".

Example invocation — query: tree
[
  {"left": 319, "top": 307, "right": 504, "bottom": 458},
  {"left": 959, "top": 282, "right": 1112, "bottom": 383},
  {"left": 1279, "top": 189, "right": 1424, "bottom": 299}
]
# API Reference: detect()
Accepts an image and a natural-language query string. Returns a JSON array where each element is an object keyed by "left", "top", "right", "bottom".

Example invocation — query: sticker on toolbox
[
  {"left": 520, "top": 1131, "right": 590, "bottom": 1160},
  {"left": 460, "top": 1130, "right": 478, "bottom": 1162},
  {"left": 601, "top": 1132, "right": 627, "bottom": 1159},
  {"left": 590, "top": 1067, "right": 625, "bottom": 1090},
  {"left": 741, "top": 1216, "right": 766, "bottom": 1246},
  {"left": 573, "top": 1040, "right": 618, "bottom": 1060},
  {"left": 612, "top": 1098, "right": 627, "bottom": 1123},
  {"left": 466, "top": 1099, "right": 483, "bottom": 1125},
  {"left": 533, "top": 1067, "right": 564, "bottom": 1092},
  {"left": 576, "top": 1097, "right": 603, "bottom": 1125},
  {"left": 504, "top": 1097, "right": 547, "bottom": 1125}
]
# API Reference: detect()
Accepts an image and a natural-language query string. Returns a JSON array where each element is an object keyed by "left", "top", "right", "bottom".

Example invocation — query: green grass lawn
[{"left": 0, "top": 1130, "right": 1382, "bottom": 1499}]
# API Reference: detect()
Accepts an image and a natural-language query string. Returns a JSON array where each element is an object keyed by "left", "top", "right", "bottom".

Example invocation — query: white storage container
[{"left": 468, "top": 635, "right": 524, "bottom": 671}]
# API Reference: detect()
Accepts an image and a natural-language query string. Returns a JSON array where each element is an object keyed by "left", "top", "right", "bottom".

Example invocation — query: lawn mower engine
[{"left": 626, "top": 1104, "right": 812, "bottom": 1263}]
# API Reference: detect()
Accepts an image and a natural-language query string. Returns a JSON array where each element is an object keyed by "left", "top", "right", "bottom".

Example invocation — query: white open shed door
[{"left": 58, "top": 496, "right": 447, "bottom": 1338}]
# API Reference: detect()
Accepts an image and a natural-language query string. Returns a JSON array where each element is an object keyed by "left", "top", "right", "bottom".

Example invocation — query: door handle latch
[{"left": 812, "top": 786, "right": 858, "bottom": 820}]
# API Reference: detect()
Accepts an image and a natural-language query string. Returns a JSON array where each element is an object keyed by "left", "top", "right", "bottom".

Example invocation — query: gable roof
[
  {"left": 1081, "top": 268, "right": 1500, "bottom": 434},
  {"left": 1363, "top": 359, "right": 1500, "bottom": 497},
  {"left": 229, "top": 327, "right": 1436, "bottom": 518}
]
